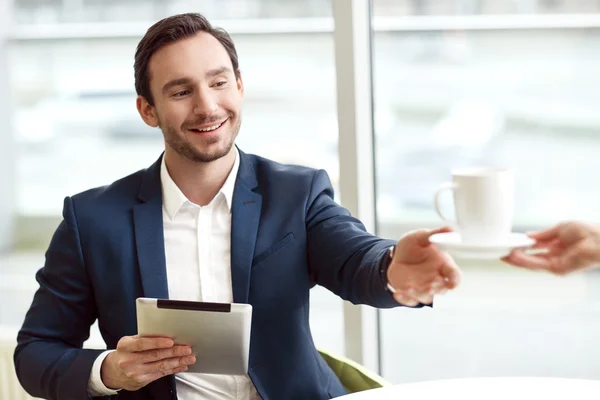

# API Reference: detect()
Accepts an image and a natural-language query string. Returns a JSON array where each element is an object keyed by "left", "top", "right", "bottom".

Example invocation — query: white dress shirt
[{"left": 88, "top": 149, "right": 261, "bottom": 399}]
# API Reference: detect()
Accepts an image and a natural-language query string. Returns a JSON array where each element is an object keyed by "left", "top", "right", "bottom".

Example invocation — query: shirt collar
[{"left": 160, "top": 148, "right": 240, "bottom": 220}]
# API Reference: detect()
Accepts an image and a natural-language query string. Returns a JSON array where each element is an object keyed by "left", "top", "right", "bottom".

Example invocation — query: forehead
[{"left": 148, "top": 31, "right": 233, "bottom": 88}]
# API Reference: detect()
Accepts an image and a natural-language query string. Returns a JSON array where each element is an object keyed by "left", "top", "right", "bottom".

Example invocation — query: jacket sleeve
[
  {"left": 305, "top": 169, "right": 398, "bottom": 308},
  {"left": 14, "top": 196, "right": 106, "bottom": 400}
]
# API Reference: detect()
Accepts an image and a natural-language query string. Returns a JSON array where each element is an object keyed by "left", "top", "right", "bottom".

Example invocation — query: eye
[
  {"left": 213, "top": 81, "right": 227, "bottom": 88},
  {"left": 173, "top": 90, "right": 190, "bottom": 97}
]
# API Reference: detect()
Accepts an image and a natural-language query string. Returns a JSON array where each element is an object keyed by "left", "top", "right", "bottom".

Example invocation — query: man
[
  {"left": 14, "top": 13, "right": 461, "bottom": 400},
  {"left": 504, "top": 221, "right": 600, "bottom": 275}
]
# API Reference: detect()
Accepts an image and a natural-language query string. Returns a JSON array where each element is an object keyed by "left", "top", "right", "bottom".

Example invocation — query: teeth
[{"left": 196, "top": 122, "right": 222, "bottom": 132}]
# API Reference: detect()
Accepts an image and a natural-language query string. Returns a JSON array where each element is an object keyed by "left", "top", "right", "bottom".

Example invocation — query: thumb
[{"left": 417, "top": 226, "right": 453, "bottom": 247}]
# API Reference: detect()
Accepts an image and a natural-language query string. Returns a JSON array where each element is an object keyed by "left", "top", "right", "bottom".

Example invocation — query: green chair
[{"left": 318, "top": 349, "right": 391, "bottom": 393}]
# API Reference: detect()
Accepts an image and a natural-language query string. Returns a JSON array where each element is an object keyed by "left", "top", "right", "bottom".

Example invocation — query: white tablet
[{"left": 136, "top": 297, "right": 252, "bottom": 375}]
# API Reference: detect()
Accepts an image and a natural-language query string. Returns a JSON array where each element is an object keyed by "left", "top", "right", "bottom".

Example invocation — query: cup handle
[{"left": 434, "top": 182, "right": 456, "bottom": 223}]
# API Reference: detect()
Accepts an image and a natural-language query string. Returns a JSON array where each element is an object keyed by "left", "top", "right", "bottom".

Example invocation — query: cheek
[
  {"left": 158, "top": 105, "right": 188, "bottom": 128},
  {"left": 220, "top": 87, "right": 240, "bottom": 104},
  {"left": 225, "top": 94, "right": 243, "bottom": 116}
]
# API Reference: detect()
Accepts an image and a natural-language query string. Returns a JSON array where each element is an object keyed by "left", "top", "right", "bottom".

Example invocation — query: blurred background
[{"left": 2, "top": 0, "right": 600, "bottom": 396}]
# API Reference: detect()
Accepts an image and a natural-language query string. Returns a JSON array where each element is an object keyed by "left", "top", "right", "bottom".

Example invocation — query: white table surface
[{"left": 337, "top": 377, "right": 600, "bottom": 399}]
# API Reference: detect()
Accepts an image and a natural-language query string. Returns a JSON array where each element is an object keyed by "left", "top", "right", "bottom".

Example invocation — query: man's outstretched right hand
[{"left": 101, "top": 335, "right": 196, "bottom": 391}]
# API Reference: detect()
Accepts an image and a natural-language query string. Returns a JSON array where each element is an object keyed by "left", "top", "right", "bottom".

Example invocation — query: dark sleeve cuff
[{"left": 376, "top": 246, "right": 433, "bottom": 309}]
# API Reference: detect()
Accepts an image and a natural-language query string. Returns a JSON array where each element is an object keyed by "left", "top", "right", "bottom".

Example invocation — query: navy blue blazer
[{"left": 15, "top": 150, "right": 398, "bottom": 400}]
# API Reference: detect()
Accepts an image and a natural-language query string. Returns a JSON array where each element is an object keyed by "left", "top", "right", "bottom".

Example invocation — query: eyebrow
[
  {"left": 206, "top": 66, "right": 233, "bottom": 78},
  {"left": 161, "top": 67, "right": 234, "bottom": 95}
]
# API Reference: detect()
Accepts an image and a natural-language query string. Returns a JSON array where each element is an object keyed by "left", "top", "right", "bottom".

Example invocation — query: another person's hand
[
  {"left": 101, "top": 335, "right": 196, "bottom": 391},
  {"left": 503, "top": 221, "right": 600, "bottom": 275},
  {"left": 387, "top": 226, "right": 462, "bottom": 306}
]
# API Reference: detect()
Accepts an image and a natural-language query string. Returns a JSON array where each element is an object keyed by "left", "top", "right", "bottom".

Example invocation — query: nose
[{"left": 192, "top": 88, "right": 218, "bottom": 116}]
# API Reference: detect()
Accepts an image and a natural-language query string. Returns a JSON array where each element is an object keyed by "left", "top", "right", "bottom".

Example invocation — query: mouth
[{"left": 188, "top": 119, "right": 228, "bottom": 135}]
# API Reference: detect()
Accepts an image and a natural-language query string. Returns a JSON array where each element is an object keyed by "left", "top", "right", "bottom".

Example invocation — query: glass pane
[
  {"left": 372, "top": 0, "right": 600, "bottom": 384},
  {"left": 13, "top": 0, "right": 332, "bottom": 24},
  {"left": 7, "top": 1, "right": 343, "bottom": 356},
  {"left": 373, "top": 26, "right": 600, "bottom": 229},
  {"left": 10, "top": 33, "right": 339, "bottom": 215},
  {"left": 372, "top": 0, "right": 600, "bottom": 16}
]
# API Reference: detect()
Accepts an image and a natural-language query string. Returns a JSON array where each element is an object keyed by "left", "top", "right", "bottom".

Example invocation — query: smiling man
[{"left": 14, "top": 13, "right": 461, "bottom": 400}]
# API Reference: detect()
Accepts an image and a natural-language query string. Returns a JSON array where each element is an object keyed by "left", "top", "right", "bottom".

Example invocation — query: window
[
  {"left": 6, "top": 0, "right": 343, "bottom": 355},
  {"left": 372, "top": 0, "right": 600, "bottom": 383}
]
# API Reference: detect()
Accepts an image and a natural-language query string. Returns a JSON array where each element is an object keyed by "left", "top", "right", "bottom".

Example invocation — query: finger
[
  {"left": 140, "top": 365, "right": 189, "bottom": 386},
  {"left": 528, "top": 243, "right": 563, "bottom": 258},
  {"left": 405, "top": 283, "right": 436, "bottom": 297},
  {"left": 420, "top": 278, "right": 446, "bottom": 296},
  {"left": 531, "top": 239, "right": 555, "bottom": 249},
  {"left": 502, "top": 249, "right": 553, "bottom": 270},
  {"left": 430, "top": 278, "right": 446, "bottom": 293},
  {"left": 528, "top": 225, "right": 560, "bottom": 241},
  {"left": 139, "top": 345, "right": 192, "bottom": 364},
  {"left": 413, "top": 292, "right": 434, "bottom": 305},
  {"left": 418, "top": 226, "right": 453, "bottom": 247},
  {"left": 406, "top": 277, "right": 444, "bottom": 297},
  {"left": 393, "top": 292, "right": 419, "bottom": 307},
  {"left": 439, "top": 260, "right": 462, "bottom": 289},
  {"left": 118, "top": 336, "right": 174, "bottom": 353},
  {"left": 532, "top": 238, "right": 562, "bottom": 251},
  {"left": 143, "top": 355, "right": 197, "bottom": 375}
]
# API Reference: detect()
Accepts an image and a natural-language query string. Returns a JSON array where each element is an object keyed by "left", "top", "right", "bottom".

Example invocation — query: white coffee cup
[{"left": 434, "top": 167, "right": 515, "bottom": 244}]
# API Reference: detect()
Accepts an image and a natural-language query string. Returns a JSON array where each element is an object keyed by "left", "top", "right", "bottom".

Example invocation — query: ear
[
  {"left": 236, "top": 70, "right": 244, "bottom": 97},
  {"left": 136, "top": 96, "right": 159, "bottom": 127}
]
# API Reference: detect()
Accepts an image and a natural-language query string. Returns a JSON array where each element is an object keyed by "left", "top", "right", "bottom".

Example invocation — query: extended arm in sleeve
[{"left": 305, "top": 169, "right": 398, "bottom": 308}]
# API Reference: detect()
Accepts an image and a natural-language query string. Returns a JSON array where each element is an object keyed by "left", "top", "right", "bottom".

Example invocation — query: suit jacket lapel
[
  {"left": 230, "top": 150, "right": 262, "bottom": 304},
  {"left": 134, "top": 155, "right": 169, "bottom": 299}
]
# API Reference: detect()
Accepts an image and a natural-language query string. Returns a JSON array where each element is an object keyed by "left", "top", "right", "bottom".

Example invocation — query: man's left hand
[{"left": 387, "top": 226, "right": 462, "bottom": 306}]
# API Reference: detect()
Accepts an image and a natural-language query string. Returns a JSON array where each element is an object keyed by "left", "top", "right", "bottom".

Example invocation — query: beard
[{"left": 161, "top": 114, "right": 241, "bottom": 163}]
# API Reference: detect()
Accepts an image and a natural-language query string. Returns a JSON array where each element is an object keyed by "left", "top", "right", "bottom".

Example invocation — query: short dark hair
[{"left": 134, "top": 13, "right": 240, "bottom": 106}]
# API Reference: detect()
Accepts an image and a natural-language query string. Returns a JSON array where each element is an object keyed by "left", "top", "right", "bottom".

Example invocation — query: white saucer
[{"left": 429, "top": 232, "right": 535, "bottom": 260}]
